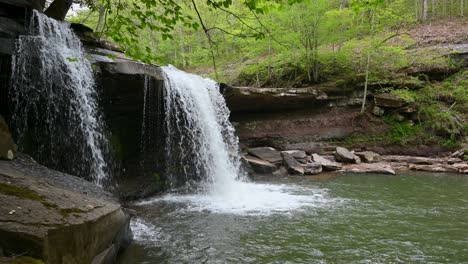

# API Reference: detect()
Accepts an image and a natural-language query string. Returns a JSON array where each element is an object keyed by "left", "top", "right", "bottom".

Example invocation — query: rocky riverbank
[
  {"left": 243, "top": 146, "right": 468, "bottom": 178},
  {"left": 0, "top": 156, "right": 132, "bottom": 264},
  {"left": 1, "top": 115, "right": 131, "bottom": 264}
]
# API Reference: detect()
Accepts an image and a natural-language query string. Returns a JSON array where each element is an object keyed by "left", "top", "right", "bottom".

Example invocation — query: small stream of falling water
[
  {"left": 10, "top": 11, "right": 108, "bottom": 186},
  {"left": 139, "top": 65, "right": 328, "bottom": 215}
]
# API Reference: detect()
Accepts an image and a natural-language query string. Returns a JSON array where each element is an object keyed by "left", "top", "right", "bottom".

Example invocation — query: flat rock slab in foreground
[
  {"left": 342, "top": 162, "right": 396, "bottom": 175},
  {"left": 0, "top": 156, "right": 131, "bottom": 264}
]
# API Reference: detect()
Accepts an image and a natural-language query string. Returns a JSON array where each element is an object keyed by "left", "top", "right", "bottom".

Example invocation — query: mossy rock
[{"left": 0, "top": 183, "right": 44, "bottom": 201}]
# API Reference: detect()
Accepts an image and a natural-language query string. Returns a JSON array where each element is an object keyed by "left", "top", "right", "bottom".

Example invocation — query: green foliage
[
  {"left": 383, "top": 116, "right": 425, "bottom": 144},
  {"left": 390, "top": 88, "right": 417, "bottom": 103}
]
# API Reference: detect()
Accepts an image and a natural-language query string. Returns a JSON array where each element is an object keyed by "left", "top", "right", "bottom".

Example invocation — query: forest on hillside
[
  {"left": 70, "top": 0, "right": 467, "bottom": 80},
  {"left": 68, "top": 0, "right": 467, "bottom": 147}
]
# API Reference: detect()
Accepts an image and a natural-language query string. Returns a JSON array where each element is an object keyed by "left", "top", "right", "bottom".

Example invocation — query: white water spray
[
  {"left": 141, "top": 66, "right": 333, "bottom": 215},
  {"left": 10, "top": 11, "right": 108, "bottom": 185}
]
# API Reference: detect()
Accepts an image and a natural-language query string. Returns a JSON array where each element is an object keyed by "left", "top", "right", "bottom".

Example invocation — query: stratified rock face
[
  {"left": 334, "top": 147, "right": 361, "bottom": 164},
  {"left": 247, "top": 147, "right": 283, "bottom": 164},
  {"left": 222, "top": 85, "right": 328, "bottom": 112},
  {"left": 0, "top": 157, "right": 131, "bottom": 263},
  {"left": 0, "top": 115, "right": 17, "bottom": 160},
  {"left": 94, "top": 60, "right": 166, "bottom": 200}
]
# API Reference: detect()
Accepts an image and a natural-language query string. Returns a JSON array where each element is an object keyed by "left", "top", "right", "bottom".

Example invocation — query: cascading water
[
  {"left": 10, "top": 10, "right": 108, "bottom": 186},
  {"left": 162, "top": 65, "right": 245, "bottom": 193},
  {"left": 141, "top": 65, "right": 326, "bottom": 215}
]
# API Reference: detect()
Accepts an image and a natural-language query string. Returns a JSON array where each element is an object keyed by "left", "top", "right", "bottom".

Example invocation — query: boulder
[
  {"left": 303, "top": 162, "right": 322, "bottom": 175},
  {"left": 334, "top": 147, "right": 361, "bottom": 164},
  {"left": 281, "top": 150, "right": 307, "bottom": 159},
  {"left": 281, "top": 152, "right": 304, "bottom": 175},
  {"left": 0, "top": 157, "right": 131, "bottom": 263},
  {"left": 355, "top": 151, "right": 382, "bottom": 163},
  {"left": 247, "top": 147, "right": 283, "bottom": 164},
  {"left": 0, "top": 115, "right": 17, "bottom": 160},
  {"left": 374, "top": 93, "right": 406, "bottom": 108},
  {"left": 272, "top": 166, "right": 288, "bottom": 177},
  {"left": 281, "top": 150, "right": 307, "bottom": 164},
  {"left": 342, "top": 163, "right": 396, "bottom": 175},
  {"left": 311, "top": 153, "right": 342, "bottom": 171},
  {"left": 243, "top": 155, "right": 277, "bottom": 174}
]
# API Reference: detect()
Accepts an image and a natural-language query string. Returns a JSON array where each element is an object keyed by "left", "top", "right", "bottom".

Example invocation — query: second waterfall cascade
[{"left": 140, "top": 65, "right": 328, "bottom": 215}]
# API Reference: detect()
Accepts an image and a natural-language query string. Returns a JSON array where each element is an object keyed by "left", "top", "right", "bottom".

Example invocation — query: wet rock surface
[
  {"left": 248, "top": 147, "right": 283, "bottom": 164},
  {"left": 0, "top": 115, "right": 17, "bottom": 160},
  {"left": 242, "top": 146, "right": 468, "bottom": 178},
  {"left": 243, "top": 155, "right": 277, "bottom": 174},
  {"left": 334, "top": 147, "right": 361, "bottom": 164},
  {"left": 342, "top": 162, "right": 396, "bottom": 175},
  {"left": 311, "top": 154, "right": 342, "bottom": 171},
  {"left": 281, "top": 152, "right": 305, "bottom": 175},
  {"left": 0, "top": 156, "right": 131, "bottom": 264}
]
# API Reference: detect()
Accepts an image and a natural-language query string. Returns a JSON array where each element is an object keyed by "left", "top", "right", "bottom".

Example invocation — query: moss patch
[
  {"left": 59, "top": 207, "right": 85, "bottom": 217},
  {"left": 0, "top": 183, "right": 44, "bottom": 201}
]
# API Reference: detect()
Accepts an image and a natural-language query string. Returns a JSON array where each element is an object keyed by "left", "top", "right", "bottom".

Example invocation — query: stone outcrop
[
  {"left": 303, "top": 162, "right": 322, "bottom": 175},
  {"left": 247, "top": 147, "right": 283, "bottom": 164},
  {"left": 222, "top": 85, "right": 328, "bottom": 112},
  {"left": 0, "top": 115, "right": 16, "bottom": 160},
  {"left": 0, "top": 0, "right": 168, "bottom": 200},
  {"left": 374, "top": 93, "right": 406, "bottom": 108},
  {"left": 0, "top": 156, "right": 131, "bottom": 264},
  {"left": 281, "top": 152, "right": 304, "bottom": 175},
  {"left": 408, "top": 164, "right": 459, "bottom": 173},
  {"left": 355, "top": 151, "right": 382, "bottom": 163},
  {"left": 311, "top": 154, "right": 342, "bottom": 171},
  {"left": 342, "top": 163, "right": 396, "bottom": 175},
  {"left": 334, "top": 147, "right": 361, "bottom": 164},
  {"left": 243, "top": 155, "right": 277, "bottom": 174}
]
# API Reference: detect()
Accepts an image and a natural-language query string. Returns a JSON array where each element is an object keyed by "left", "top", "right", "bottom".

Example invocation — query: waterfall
[
  {"left": 10, "top": 11, "right": 108, "bottom": 186},
  {"left": 138, "top": 66, "right": 326, "bottom": 214},
  {"left": 162, "top": 65, "right": 246, "bottom": 193}
]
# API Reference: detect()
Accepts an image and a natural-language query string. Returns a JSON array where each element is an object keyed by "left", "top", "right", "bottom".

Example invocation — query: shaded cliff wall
[{"left": 0, "top": 2, "right": 168, "bottom": 200}]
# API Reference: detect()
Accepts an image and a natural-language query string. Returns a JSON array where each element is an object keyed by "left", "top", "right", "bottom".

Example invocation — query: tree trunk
[
  {"left": 462, "top": 0, "right": 464, "bottom": 16},
  {"left": 360, "top": 51, "right": 371, "bottom": 114},
  {"left": 44, "top": 0, "right": 73, "bottom": 21},
  {"left": 95, "top": 5, "right": 106, "bottom": 32},
  {"left": 423, "top": 0, "right": 429, "bottom": 20}
]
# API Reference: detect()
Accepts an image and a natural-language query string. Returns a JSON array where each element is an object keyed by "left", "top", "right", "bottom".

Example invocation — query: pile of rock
[
  {"left": 242, "top": 146, "right": 468, "bottom": 176},
  {"left": 242, "top": 146, "right": 395, "bottom": 176}
]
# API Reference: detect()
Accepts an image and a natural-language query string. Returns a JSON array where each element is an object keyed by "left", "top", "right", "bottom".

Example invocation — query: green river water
[{"left": 118, "top": 172, "right": 468, "bottom": 263}]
